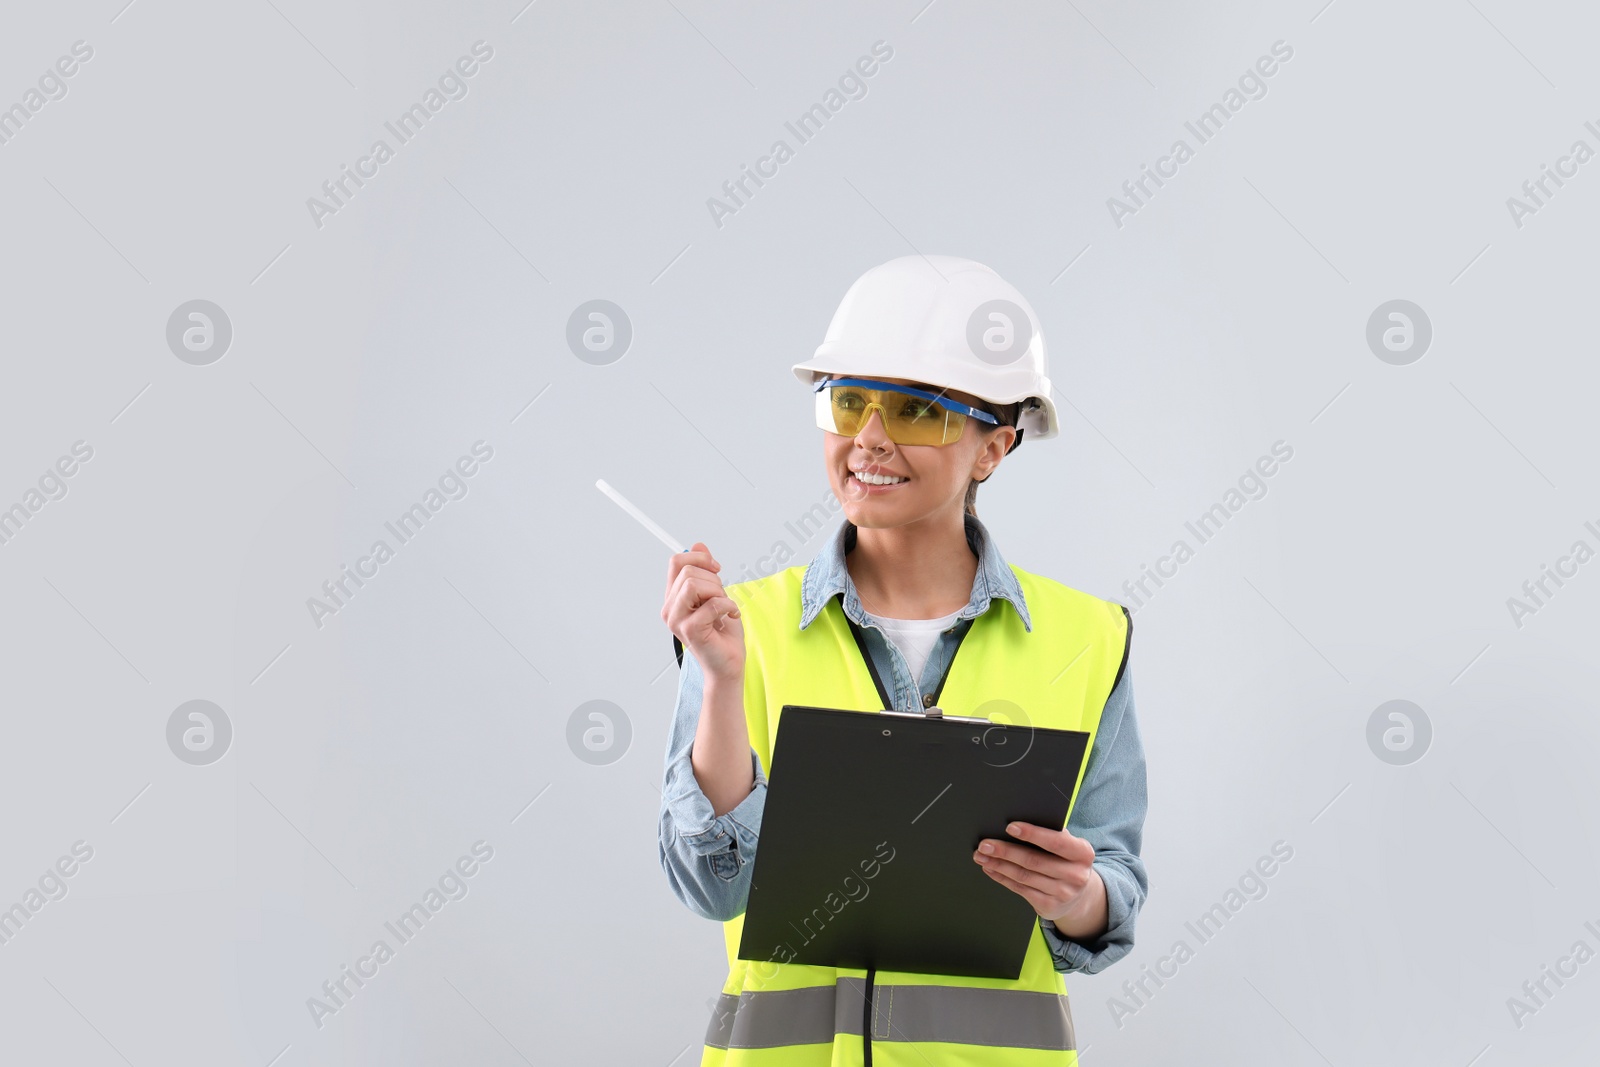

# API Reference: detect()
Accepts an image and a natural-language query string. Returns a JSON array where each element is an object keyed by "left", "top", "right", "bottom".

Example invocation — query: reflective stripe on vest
[
  {"left": 705, "top": 980, "right": 1077, "bottom": 1050},
  {"left": 695, "top": 563, "right": 1129, "bottom": 1066}
]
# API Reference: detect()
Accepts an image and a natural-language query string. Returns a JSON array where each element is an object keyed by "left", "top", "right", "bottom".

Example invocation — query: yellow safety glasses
[{"left": 813, "top": 376, "right": 999, "bottom": 447}]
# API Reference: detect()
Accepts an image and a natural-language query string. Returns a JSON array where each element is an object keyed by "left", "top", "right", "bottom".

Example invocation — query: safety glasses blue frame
[
  {"left": 812, "top": 377, "right": 1000, "bottom": 423},
  {"left": 812, "top": 376, "right": 1001, "bottom": 447}
]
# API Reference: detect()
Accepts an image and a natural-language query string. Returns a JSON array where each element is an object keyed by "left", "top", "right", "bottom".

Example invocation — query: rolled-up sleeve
[
  {"left": 1039, "top": 663, "right": 1149, "bottom": 974},
  {"left": 658, "top": 644, "right": 768, "bottom": 922}
]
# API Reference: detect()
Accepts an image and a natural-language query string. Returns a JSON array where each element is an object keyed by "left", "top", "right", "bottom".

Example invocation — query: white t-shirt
[{"left": 861, "top": 607, "right": 963, "bottom": 694}]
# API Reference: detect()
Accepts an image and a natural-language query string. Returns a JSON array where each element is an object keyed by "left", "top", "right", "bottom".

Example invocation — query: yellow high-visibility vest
[{"left": 698, "top": 561, "right": 1131, "bottom": 1066}]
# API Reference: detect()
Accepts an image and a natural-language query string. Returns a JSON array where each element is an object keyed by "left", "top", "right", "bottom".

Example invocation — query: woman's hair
[{"left": 964, "top": 397, "right": 1023, "bottom": 518}]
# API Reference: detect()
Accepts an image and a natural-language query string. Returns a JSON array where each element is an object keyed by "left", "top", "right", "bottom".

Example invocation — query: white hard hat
[{"left": 791, "top": 255, "right": 1060, "bottom": 442}]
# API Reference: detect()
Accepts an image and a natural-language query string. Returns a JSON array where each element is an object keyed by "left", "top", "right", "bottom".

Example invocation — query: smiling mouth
[{"left": 850, "top": 470, "right": 909, "bottom": 487}]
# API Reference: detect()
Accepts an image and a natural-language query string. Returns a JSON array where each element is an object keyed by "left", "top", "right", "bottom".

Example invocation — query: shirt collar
[{"left": 799, "top": 510, "right": 1032, "bottom": 633}]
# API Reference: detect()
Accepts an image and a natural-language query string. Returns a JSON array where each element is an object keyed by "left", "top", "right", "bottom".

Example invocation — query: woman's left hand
[{"left": 973, "top": 822, "right": 1107, "bottom": 937}]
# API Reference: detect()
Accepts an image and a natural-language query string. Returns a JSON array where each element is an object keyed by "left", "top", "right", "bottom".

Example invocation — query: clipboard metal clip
[{"left": 880, "top": 706, "right": 992, "bottom": 724}]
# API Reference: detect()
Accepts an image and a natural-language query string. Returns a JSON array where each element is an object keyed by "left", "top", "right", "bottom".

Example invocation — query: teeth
[{"left": 854, "top": 471, "right": 908, "bottom": 485}]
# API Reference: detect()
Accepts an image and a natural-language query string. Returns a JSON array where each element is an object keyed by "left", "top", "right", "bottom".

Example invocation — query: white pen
[{"left": 595, "top": 478, "right": 688, "bottom": 554}]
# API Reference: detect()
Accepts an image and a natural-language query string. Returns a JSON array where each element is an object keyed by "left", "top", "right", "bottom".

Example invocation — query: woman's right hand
[{"left": 662, "top": 542, "right": 745, "bottom": 684}]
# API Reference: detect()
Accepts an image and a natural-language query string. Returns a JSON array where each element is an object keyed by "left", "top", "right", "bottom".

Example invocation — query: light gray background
[{"left": 2, "top": 0, "right": 1597, "bottom": 1064}]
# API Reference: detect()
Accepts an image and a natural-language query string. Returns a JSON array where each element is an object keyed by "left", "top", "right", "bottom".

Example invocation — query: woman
[{"left": 659, "top": 256, "right": 1148, "bottom": 1065}]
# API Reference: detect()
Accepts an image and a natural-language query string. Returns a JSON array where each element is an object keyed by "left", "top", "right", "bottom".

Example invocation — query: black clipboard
[{"left": 737, "top": 703, "right": 1092, "bottom": 980}]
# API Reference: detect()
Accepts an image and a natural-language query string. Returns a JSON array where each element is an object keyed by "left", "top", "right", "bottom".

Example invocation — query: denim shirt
[{"left": 657, "top": 511, "right": 1149, "bottom": 975}]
